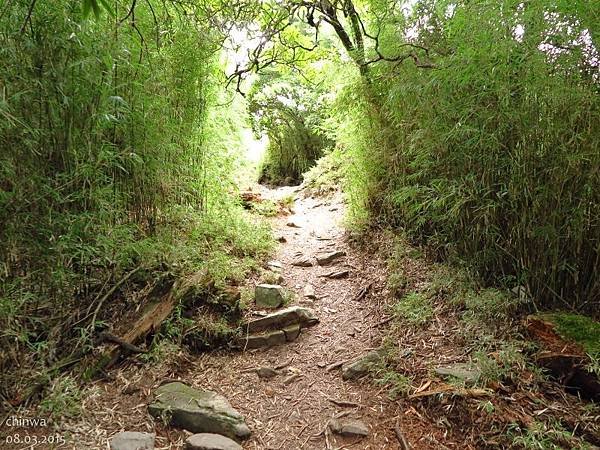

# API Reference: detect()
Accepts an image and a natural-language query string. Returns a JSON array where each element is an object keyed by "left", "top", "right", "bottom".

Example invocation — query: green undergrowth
[
  {"left": 250, "top": 71, "right": 332, "bottom": 186},
  {"left": 0, "top": 0, "right": 274, "bottom": 405},
  {"left": 251, "top": 200, "right": 281, "bottom": 217},
  {"left": 392, "top": 292, "right": 433, "bottom": 325},
  {"left": 372, "top": 233, "right": 600, "bottom": 448},
  {"left": 334, "top": 0, "right": 600, "bottom": 312},
  {"left": 302, "top": 146, "right": 347, "bottom": 197}
]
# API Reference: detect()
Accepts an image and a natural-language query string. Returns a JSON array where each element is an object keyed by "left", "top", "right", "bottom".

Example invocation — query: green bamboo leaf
[
  {"left": 91, "top": 0, "right": 101, "bottom": 19},
  {"left": 82, "top": 0, "right": 92, "bottom": 18},
  {"left": 98, "top": 0, "right": 115, "bottom": 17}
]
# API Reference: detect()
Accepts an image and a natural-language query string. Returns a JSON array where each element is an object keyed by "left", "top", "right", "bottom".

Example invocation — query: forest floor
[
  {"left": 3, "top": 186, "right": 599, "bottom": 449},
  {"left": 47, "top": 186, "right": 448, "bottom": 449}
]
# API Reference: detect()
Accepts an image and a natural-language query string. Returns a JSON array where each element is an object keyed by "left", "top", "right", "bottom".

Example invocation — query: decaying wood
[{"left": 86, "top": 281, "right": 182, "bottom": 378}]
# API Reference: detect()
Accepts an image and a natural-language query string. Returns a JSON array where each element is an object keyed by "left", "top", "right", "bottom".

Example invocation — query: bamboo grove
[{"left": 0, "top": 0, "right": 598, "bottom": 406}]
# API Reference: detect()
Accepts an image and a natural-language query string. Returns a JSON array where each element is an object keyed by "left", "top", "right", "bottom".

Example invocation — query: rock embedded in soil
[
  {"left": 291, "top": 255, "right": 313, "bottom": 267},
  {"left": 316, "top": 251, "right": 346, "bottom": 266},
  {"left": 243, "top": 306, "right": 319, "bottom": 333},
  {"left": 255, "top": 284, "right": 285, "bottom": 309},
  {"left": 237, "top": 330, "right": 287, "bottom": 349},
  {"left": 341, "top": 350, "right": 382, "bottom": 381},
  {"left": 109, "top": 431, "right": 155, "bottom": 450},
  {"left": 236, "top": 324, "right": 303, "bottom": 350},
  {"left": 184, "top": 433, "right": 242, "bottom": 450},
  {"left": 322, "top": 270, "right": 350, "bottom": 279},
  {"left": 286, "top": 221, "right": 301, "bottom": 228},
  {"left": 256, "top": 367, "right": 278, "bottom": 378},
  {"left": 148, "top": 382, "right": 250, "bottom": 441},
  {"left": 328, "top": 419, "right": 369, "bottom": 438},
  {"left": 435, "top": 363, "right": 481, "bottom": 385},
  {"left": 283, "top": 324, "right": 301, "bottom": 341},
  {"left": 303, "top": 284, "right": 317, "bottom": 299}
]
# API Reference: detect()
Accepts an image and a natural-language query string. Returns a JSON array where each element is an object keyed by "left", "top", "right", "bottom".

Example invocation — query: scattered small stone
[
  {"left": 341, "top": 350, "right": 382, "bottom": 381},
  {"left": 184, "top": 433, "right": 242, "bottom": 450},
  {"left": 255, "top": 284, "right": 285, "bottom": 309},
  {"left": 256, "top": 367, "right": 278, "bottom": 379},
  {"left": 110, "top": 432, "right": 155, "bottom": 450},
  {"left": 122, "top": 385, "right": 141, "bottom": 395},
  {"left": 435, "top": 363, "right": 481, "bottom": 385},
  {"left": 303, "top": 284, "right": 316, "bottom": 299},
  {"left": 286, "top": 221, "right": 301, "bottom": 228},
  {"left": 316, "top": 251, "right": 346, "bottom": 266},
  {"left": 328, "top": 419, "right": 369, "bottom": 438},
  {"left": 291, "top": 255, "right": 313, "bottom": 267},
  {"left": 329, "top": 206, "right": 339, "bottom": 211},
  {"left": 148, "top": 382, "right": 250, "bottom": 440},
  {"left": 277, "top": 236, "right": 287, "bottom": 243}
]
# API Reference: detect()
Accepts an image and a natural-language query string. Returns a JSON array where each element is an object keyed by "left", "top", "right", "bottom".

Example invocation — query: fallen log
[
  {"left": 84, "top": 270, "right": 219, "bottom": 379},
  {"left": 83, "top": 280, "right": 181, "bottom": 379}
]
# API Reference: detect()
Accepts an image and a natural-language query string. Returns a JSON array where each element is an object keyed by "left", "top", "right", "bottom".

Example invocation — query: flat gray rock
[
  {"left": 329, "top": 419, "right": 369, "bottom": 438},
  {"left": 148, "top": 382, "right": 250, "bottom": 440},
  {"left": 243, "top": 306, "right": 319, "bottom": 333},
  {"left": 435, "top": 363, "right": 481, "bottom": 384},
  {"left": 316, "top": 251, "right": 346, "bottom": 266},
  {"left": 255, "top": 284, "right": 284, "bottom": 309},
  {"left": 236, "top": 329, "right": 287, "bottom": 349},
  {"left": 341, "top": 350, "right": 382, "bottom": 381},
  {"left": 110, "top": 432, "right": 155, "bottom": 450},
  {"left": 291, "top": 256, "right": 313, "bottom": 267},
  {"left": 185, "top": 433, "right": 242, "bottom": 450},
  {"left": 328, "top": 270, "right": 350, "bottom": 279},
  {"left": 303, "top": 284, "right": 316, "bottom": 299}
]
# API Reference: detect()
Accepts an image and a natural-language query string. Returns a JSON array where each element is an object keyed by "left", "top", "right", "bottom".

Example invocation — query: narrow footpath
[
  {"left": 190, "top": 188, "right": 402, "bottom": 449},
  {"left": 62, "top": 187, "right": 441, "bottom": 449}
]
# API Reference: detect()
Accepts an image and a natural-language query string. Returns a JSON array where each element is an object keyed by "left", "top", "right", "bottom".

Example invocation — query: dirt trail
[
  {"left": 193, "top": 187, "right": 403, "bottom": 449},
  {"left": 35, "top": 187, "right": 437, "bottom": 449}
]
